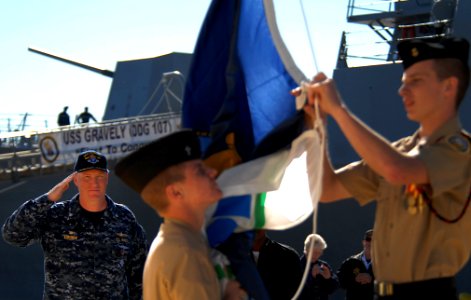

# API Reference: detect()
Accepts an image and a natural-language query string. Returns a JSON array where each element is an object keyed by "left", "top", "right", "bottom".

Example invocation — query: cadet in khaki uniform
[
  {"left": 300, "top": 37, "right": 471, "bottom": 299},
  {"left": 115, "top": 130, "right": 247, "bottom": 300}
]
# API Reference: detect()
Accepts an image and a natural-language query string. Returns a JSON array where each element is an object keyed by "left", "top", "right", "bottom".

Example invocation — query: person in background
[
  {"left": 76, "top": 106, "right": 98, "bottom": 124},
  {"left": 300, "top": 37, "right": 471, "bottom": 299},
  {"left": 114, "top": 129, "right": 247, "bottom": 300},
  {"left": 337, "top": 229, "right": 374, "bottom": 300},
  {"left": 57, "top": 106, "right": 70, "bottom": 126},
  {"left": 2, "top": 150, "right": 148, "bottom": 299},
  {"left": 299, "top": 233, "right": 339, "bottom": 300},
  {"left": 252, "top": 229, "right": 303, "bottom": 300}
]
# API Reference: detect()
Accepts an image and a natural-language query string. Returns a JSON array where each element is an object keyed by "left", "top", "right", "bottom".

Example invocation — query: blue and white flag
[{"left": 183, "top": 0, "right": 322, "bottom": 247}]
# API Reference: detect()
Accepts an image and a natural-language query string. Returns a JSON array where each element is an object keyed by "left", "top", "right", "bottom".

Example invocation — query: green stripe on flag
[
  {"left": 214, "top": 265, "right": 225, "bottom": 279},
  {"left": 254, "top": 193, "right": 266, "bottom": 229}
]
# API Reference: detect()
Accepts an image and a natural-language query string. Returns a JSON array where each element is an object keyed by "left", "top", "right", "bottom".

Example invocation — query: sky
[{"left": 0, "top": 0, "right": 363, "bottom": 133}]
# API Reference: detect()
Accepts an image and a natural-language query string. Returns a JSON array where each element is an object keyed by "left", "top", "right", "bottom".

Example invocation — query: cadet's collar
[
  {"left": 424, "top": 116, "right": 462, "bottom": 145},
  {"left": 165, "top": 218, "right": 205, "bottom": 234}
]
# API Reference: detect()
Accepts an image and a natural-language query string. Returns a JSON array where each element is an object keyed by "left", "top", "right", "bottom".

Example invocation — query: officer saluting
[
  {"left": 301, "top": 37, "right": 471, "bottom": 299},
  {"left": 2, "top": 150, "right": 148, "bottom": 299}
]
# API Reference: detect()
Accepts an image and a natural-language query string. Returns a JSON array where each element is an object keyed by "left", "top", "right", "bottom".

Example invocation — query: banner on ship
[{"left": 38, "top": 116, "right": 180, "bottom": 165}]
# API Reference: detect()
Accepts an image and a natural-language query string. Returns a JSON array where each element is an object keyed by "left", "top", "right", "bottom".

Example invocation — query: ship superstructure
[{"left": 1, "top": 1, "right": 470, "bottom": 298}]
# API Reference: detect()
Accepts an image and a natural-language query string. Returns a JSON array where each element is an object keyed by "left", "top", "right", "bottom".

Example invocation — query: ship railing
[
  {"left": 347, "top": 0, "right": 397, "bottom": 18},
  {"left": 342, "top": 26, "right": 452, "bottom": 67},
  {"left": 0, "top": 112, "right": 180, "bottom": 138},
  {"left": 340, "top": 28, "right": 396, "bottom": 67},
  {"left": 0, "top": 112, "right": 181, "bottom": 182},
  {"left": 342, "top": 0, "right": 454, "bottom": 67},
  {"left": 396, "top": 19, "right": 452, "bottom": 41},
  {"left": 0, "top": 113, "right": 53, "bottom": 135},
  {"left": 343, "top": 0, "right": 404, "bottom": 67}
]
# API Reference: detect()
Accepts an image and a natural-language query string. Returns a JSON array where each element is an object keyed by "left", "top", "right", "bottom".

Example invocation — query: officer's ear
[{"left": 73, "top": 173, "right": 79, "bottom": 187}]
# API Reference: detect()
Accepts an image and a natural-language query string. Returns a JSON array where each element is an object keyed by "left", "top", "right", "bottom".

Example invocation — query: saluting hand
[{"left": 47, "top": 172, "right": 76, "bottom": 202}]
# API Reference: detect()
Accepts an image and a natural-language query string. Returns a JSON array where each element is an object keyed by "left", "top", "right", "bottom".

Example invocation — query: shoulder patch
[{"left": 447, "top": 135, "right": 469, "bottom": 153}]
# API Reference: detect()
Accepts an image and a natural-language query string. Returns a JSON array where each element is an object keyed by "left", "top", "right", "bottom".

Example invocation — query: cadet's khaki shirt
[
  {"left": 143, "top": 219, "right": 221, "bottom": 300},
  {"left": 338, "top": 117, "right": 471, "bottom": 283}
]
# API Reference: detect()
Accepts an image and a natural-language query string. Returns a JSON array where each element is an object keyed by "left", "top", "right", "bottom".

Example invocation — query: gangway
[{"left": 0, "top": 112, "right": 181, "bottom": 182}]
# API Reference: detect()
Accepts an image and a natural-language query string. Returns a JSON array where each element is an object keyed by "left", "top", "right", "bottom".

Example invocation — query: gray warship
[{"left": 1, "top": 0, "right": 470, "bottom": 298}]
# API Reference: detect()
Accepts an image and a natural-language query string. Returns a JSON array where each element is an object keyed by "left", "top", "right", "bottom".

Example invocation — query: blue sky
[{"left": 0, "top": 0, "right": 355, "bottom": 132}]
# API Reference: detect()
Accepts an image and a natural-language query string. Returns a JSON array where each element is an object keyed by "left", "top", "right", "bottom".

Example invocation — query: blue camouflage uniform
[{"left": 2, "top": 193, "right": 148, "bottom": 300}]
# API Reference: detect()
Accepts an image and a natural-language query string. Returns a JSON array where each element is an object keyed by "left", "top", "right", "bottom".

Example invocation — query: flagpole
[{"left": 299, "top": 0, "right": 319, "bottom": 73}]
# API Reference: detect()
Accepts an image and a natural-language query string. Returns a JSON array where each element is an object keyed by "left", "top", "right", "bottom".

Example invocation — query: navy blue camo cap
[{"left": 74, "top": 150, "right": 108, "bottom": 173}]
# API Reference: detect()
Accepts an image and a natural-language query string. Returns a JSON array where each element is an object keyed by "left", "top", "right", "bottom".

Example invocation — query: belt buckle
[{"left": 376, "top": 281, "right": 394, "bottom": 296}]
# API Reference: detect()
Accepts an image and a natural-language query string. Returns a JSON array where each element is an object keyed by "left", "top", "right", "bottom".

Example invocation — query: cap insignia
[
  {"left": 84, "top": 153, "right": 100, "bottom": 164},
  {"left": 411, "top": 47, "right": 419, "bottom": 57}
]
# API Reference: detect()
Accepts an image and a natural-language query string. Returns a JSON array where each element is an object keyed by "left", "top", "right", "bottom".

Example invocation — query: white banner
[{"left": 38, "top": 115, "right": 181, "bottom": 166}]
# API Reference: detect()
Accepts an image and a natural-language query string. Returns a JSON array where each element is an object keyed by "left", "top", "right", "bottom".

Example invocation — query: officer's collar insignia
[
  {"left": 63, "top": 231, "right": 78, "bottom": 241},
  {"left": 448, "top": 135, "right": 469, "bottom": 153},
  {"left": 116, "top": 232, "right": 129, "bottom": 242}
]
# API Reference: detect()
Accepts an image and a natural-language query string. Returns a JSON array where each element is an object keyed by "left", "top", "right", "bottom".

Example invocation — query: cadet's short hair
[
  {"left": 433, "top": 58, "right": 470, "bottom": 107},
  {"left": 140, "top": 163, "right": 186, "bottom": 214}
]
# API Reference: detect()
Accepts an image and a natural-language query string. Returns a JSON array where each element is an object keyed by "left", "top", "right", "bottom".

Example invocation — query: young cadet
[
  {"left": 115, "top": 130, "right": 247, "bottom": 300},
  {"left": 301, "top": 37, "right": 471, "bottom": 299}
]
